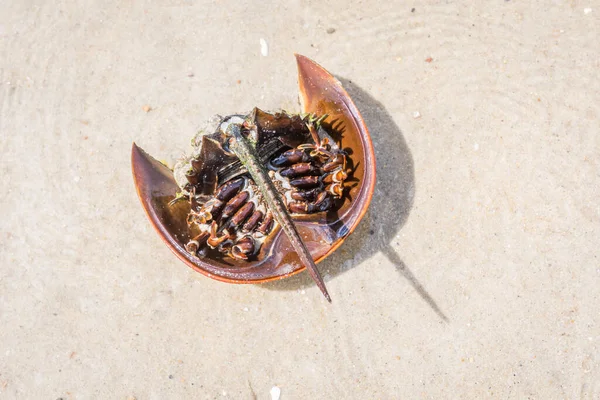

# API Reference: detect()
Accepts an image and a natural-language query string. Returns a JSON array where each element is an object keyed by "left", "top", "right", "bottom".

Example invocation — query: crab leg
[
  {"left": 227, "top": 123, "right": 331, "bottom": 302},
  {"left": 256, "top": 212, "right": 274, "bottom": 236},
  {"left": 271, "top": 148, "right": 311, "bottom": 167}
]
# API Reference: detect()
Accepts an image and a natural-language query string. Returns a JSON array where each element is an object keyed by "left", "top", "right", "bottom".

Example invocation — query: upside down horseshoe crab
[{"left": 131, "top": 54, "right": 376, "bottom": 301}]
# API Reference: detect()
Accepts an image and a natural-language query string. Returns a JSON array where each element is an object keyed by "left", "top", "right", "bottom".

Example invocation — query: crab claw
[
  {"left": 231, "top": 236, "right": 255, "bottom": 260},
  {"left": 207, "top": 221, "right": 230, "bottom": 248},
  {"left": 327, "top": 183, "right": 344, "bottom": 198}
]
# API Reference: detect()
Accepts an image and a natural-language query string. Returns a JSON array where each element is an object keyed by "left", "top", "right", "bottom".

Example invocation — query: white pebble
[
  {"left": 270, "top": 386, "right": 281, "bottom": 400},
  {"left": 412, "top": 111, "right": 421, "bottom": 119},
  {"left": 260, "top": 38, "right": 269, "bottom": 56},
  {"left": 584, "top": 7, "right": 592, "bottom": 14},
  {"left": 473, "top": 143, "right": 479, "bottom": 151}
]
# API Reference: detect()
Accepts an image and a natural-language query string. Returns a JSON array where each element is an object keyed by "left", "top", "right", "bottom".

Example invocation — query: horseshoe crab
[{"left": 131, "top": 54, "right": 376, "bottom": 301}]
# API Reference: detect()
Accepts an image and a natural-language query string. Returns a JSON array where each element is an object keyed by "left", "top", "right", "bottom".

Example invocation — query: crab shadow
[{"left": 262, "top": 78, "right": 448, "bottom": 322}]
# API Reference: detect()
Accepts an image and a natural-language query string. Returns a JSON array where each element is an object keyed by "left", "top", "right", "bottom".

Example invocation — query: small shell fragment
[
  {"left": 270, "top": 386, "right": 281, "bottom": 400},
  {"left": 260, "top": 38, "right": 269, "bottom": 57}
]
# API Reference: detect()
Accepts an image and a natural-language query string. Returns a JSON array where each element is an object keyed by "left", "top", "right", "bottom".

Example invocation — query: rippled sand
[{"left": 1, "top": 1, "right": 599, "bottom": 398}]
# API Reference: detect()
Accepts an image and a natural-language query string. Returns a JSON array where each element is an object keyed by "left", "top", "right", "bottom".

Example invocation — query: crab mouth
[{"left": 131, "top": 54, "right": 376, "bottom": 284}]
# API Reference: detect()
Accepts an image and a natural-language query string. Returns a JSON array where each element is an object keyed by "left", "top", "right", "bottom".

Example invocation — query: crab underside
[
  {"left": 172, "top": 108, "right": 352, "bottom": 263},
  {"left": 132, "top": 54, "right": 376, "bottom": 289}
]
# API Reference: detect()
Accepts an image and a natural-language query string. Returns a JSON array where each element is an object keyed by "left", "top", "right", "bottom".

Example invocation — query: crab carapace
[{"left": 132, "top": 54, "right": 376, "bottom": 302}]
